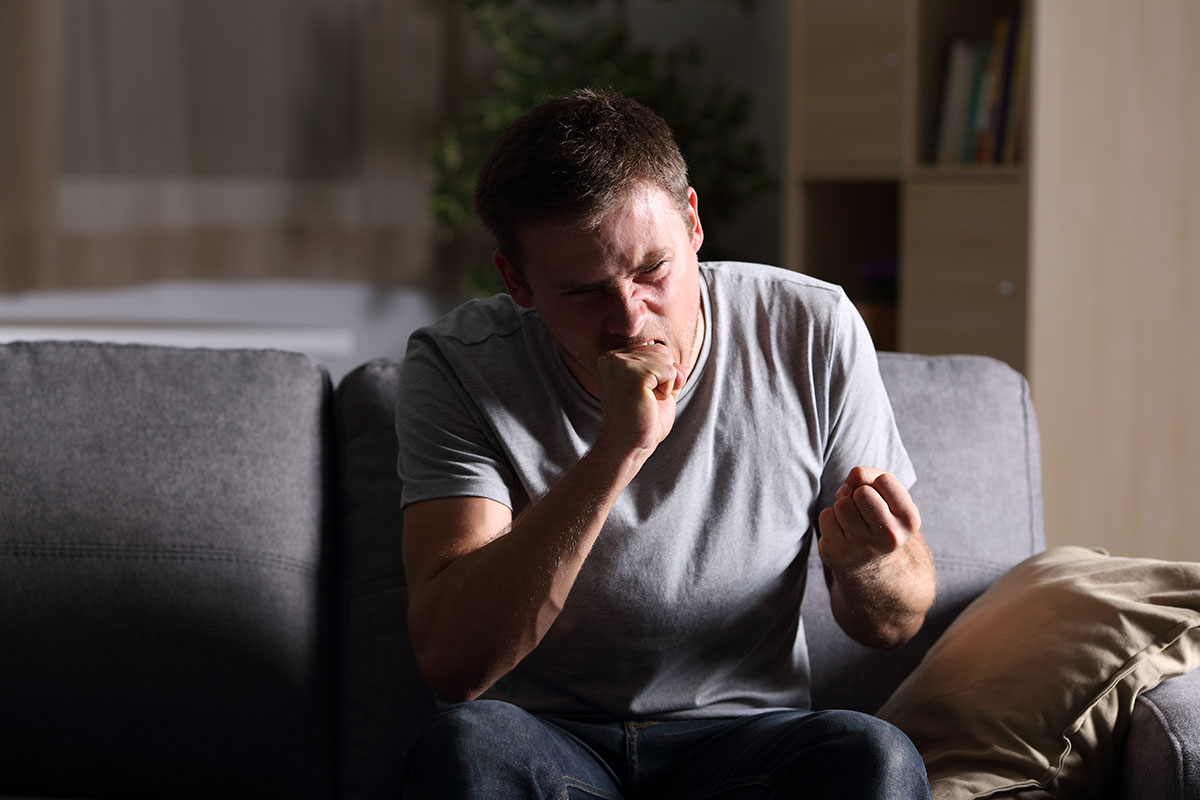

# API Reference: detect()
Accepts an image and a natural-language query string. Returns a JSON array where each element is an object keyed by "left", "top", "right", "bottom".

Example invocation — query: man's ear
[
  {"left": 494, "top": 250, "right": 535, "bottom": 308},
  {"left": 687, "top": 187, "right": 704, "bottom": 253}
]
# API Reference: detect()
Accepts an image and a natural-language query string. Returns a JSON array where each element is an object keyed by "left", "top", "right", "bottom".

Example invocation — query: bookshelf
[
  {"left": 788, "top": 0, "right": 1200, "bottom": 563},
  {"left": 784, "top": 0, "right": 1031, "bottom": 372}
]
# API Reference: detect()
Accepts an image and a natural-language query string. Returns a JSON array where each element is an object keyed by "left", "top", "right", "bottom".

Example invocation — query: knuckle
[
  {"left": 898, "top": 506, "right": 921, "bottom": 533},
  {"left": 875, "top": 471, "right": 899, "bottom": 491}
]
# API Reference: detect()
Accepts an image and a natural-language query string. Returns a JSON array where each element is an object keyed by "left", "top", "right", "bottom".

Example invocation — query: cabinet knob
[
  {"left": 997, "top": 280, "right": 1017, "bottom": 297},
  {"left": 884, "top": 52, "right": 901, "bottom": 69}
]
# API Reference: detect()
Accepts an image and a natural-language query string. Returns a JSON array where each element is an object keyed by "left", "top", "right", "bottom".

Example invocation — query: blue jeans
[{"left": 400, "top": 699, "right": 930, "bottom": 799}]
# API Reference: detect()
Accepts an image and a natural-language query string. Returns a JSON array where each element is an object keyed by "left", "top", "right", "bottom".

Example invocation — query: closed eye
[
  {"left": 639, "top": 261, "right": 667, "bottom": 278},
  {"left": 560, "top": 259, "right": 668, "bottom": 296}
]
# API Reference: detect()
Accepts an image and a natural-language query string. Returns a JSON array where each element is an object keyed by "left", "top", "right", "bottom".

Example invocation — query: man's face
[{"left": 495, "top": 183, "right": 705, "bottom": 398}]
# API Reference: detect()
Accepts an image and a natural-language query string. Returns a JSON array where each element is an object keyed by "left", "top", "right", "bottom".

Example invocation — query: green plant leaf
[{"left": 430, "top": 0, "right": 771, "bottom": 294}]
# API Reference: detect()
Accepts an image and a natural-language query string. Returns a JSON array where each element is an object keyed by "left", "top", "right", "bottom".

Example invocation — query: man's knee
[
  {"left": 401, "top": 700, "right": 538, "bottom": 796},
  {"left": 402, "top": 700, "right": 621, "bottom": 800},
  {"left": 813, "top": 710, "right": 928, "bottom": 796},
  {"left": 411, "top": 699, "right": 535, "bottom": 763}
]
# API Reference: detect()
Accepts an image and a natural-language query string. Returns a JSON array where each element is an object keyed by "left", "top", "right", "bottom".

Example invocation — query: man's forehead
[
  {"left": 517, "top": 183, "right": 679, "bottom": 243},
  {"left": 518, "top": 196, "right": 678, "bottom": 277}
]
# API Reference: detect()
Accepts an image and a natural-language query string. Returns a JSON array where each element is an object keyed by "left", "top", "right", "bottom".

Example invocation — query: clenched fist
[
  {"left": 595, "top": 341, "right": 685, "bottom": 459},
  {"left": 817, "top": 466, "right": 921, "bottom": 573}
]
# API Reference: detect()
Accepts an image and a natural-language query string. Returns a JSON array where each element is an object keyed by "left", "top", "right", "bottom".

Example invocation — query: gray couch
[{"left": 0, "top": 341, "right": 1194, "bottom": 799}]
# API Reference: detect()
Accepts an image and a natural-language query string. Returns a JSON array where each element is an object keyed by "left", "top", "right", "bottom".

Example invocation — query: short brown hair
[{"left": 473, "top": 89, "right": 691, "bottom": 263}]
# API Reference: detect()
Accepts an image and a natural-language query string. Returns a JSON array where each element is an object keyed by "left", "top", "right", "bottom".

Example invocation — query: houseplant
[{"left": 431, "top": 0, "right": 771, "bottom": 294}]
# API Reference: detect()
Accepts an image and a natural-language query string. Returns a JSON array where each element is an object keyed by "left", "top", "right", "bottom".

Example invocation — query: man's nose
[{"left": 606, "top": 284, "right": 648, "bottom": 337}]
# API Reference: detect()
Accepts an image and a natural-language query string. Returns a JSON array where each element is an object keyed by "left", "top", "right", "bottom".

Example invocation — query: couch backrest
[
  {"left": 334, "top": 359, "right": 436, "bottom": 800},
  {"left": 336, "top": 351, "right": 1045, "bottom": 797},
  {"left": 0, "top": 342, "right": 335, "bottom": 799},
  {"left": 802, "top": 352, "right": 1045, "bottom": 712},
  {"left": 0, "top": 343, "right": 1041, "bottom": 798}
]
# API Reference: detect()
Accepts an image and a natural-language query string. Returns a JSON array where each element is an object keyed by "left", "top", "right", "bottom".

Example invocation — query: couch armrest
[{"left": 1121, "top": 668, "right": 1200, "bottom": 800}]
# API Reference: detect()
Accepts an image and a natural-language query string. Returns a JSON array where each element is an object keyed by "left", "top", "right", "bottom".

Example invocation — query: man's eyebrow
[
  {"left": 639, "top": 248, "right": 671, "bottom": 269},
  {"left": 550, "top": 249, "right": 671, "bottom": 292}
]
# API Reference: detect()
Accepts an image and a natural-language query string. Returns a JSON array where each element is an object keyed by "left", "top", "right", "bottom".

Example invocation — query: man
[{"left": 397, "top": 89, "right": 936, "bottom": 798}]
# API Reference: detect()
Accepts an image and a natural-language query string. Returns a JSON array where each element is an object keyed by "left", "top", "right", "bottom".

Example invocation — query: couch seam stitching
[{"left": 0, "top": 543, "right": 318, "bottom": 575}]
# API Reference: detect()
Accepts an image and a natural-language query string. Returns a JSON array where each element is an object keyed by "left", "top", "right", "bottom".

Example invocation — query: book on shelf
[
  {"left": 932, "top": 6, "right": 1030, "bottom": 167},
  {"left": 1002, "top": 6, "right": 1032, "bottom": 164},
  {"left": 973, "top": 14, "right": 1010, "bottom": 162},
  {"left": 934, "top": 40, "right": 976, "bottom": 165},
  {"left": 961, "top": 41, "right": 990, "bottom": 163}
]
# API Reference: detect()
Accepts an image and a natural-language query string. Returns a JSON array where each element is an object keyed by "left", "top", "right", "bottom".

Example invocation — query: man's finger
[
  {"left": 832, "top": 494, "right": 867, "bottom": 537},
  {"left": 847, "top": 465, "right": 886, "bottom": 489},
  {"left": 852, "top": 485, "right": 909, "bottom": 551},
  {"left": 869, "top": 472, "right": 922, "bottom": 533},
  {"left": 852, "top": 485, "right": 892, "bottom": 531},
  {"left": 837, "top": 466, "right": 882, "bottom": 500},
  {"left": 602, "top": 348, "right": 675, "bottom": 390},
  {"left": 643, "top": 362, "right": 682, "bottom": 400},
  {"left": 818, "top": 506, "right": 842, "bottom": 539}
]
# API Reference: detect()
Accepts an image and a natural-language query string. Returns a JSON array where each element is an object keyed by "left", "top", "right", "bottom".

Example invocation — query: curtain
[
  {"left": 0, "top": 0, "right": 447, "bottom": 291},
  {"left": 0, "top": 1, "right": 63, "bottom": 289}
]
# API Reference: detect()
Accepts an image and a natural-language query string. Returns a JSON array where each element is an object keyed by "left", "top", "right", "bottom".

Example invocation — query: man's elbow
[
  {"left": 871, "top": 613, "right": 928, "bottom": 651},
  {"left": 411, "top": 638, "right": 491, "bottom": 703},
  {"left": 834, "top": 608, "right": 928, "bottom": 651},
  {"left": 871, "top": 579, "right": 936, "bottom": 650}
]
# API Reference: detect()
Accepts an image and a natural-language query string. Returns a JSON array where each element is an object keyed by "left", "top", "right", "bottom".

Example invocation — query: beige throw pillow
[{"left": 877, "top": 546, "right": 1200, "bottom": 799}]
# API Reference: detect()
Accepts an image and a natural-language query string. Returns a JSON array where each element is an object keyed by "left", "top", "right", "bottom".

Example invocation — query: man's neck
[{"left": 683, "top": 290, "right": 706, "bottom": 380}]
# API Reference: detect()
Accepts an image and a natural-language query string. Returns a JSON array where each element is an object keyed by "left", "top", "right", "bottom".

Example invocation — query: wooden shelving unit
[
  {"left": 787, "top": 0, "right": 1200, "bottom": 562},
  {"left": 785, "top": 0, "right": 1030, "bottom": 372}
]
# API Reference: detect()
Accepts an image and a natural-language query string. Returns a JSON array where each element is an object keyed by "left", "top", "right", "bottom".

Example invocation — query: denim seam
[
  {"left": 561, "top": 776, "right": 623, "bottom": 800},
  {"left": 624, "top": 721, "right": 656, "bottom": 789}
]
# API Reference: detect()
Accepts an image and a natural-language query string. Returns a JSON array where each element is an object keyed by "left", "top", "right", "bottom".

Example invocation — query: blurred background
[
  {"left": 0, "top": 0, "right": 784, "bottom": 378},
  {"left": 1, "top": 0, "right": 1196, "bottom": 561}
]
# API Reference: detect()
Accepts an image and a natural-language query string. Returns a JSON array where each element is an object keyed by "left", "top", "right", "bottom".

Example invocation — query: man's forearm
[
  {"left": 407, "top": 441, "right": 645, "bottom": 702},
  {"left": 826, "top": 530, "right": 936, "bottom": 650},
  {"left": 407, "top": 341, "right": 685, "bottom": 702}
]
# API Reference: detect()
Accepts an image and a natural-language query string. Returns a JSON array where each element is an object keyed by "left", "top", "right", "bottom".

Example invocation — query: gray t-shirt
[{"left": 396, "top": 261, "right": 914, "bottom": 720}]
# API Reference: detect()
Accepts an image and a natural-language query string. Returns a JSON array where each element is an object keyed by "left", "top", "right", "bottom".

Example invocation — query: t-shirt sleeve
[
  {"left": 394, "top": 329, "right": 520, "bottom": 510},
  {"left": 816, "top": 291, "right": 916, "bottom": 516}
]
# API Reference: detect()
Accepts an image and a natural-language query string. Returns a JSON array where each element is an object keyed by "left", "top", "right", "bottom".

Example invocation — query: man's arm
[
  {"left": 817, "top": 466, "right": 936, "bottom": 650},
  {"left": 403, "top": 343, "right": 683, "bottom": 702}
]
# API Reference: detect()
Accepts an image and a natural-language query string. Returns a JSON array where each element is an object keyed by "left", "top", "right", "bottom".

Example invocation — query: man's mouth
[{"left": 600, "top": 336, "right": 669, "bottom": 354}]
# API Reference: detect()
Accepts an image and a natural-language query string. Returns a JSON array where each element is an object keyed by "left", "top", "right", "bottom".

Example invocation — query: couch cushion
[
  {"left": 0, "top": 342, "right": 333, "bottom": 798},
  {"left": 334, "top": 358, "right": 438, "bottom": 800},
  {"left": 877, "top": 546, "right": 1200, "bottom": 800},
  {"left": 803, "top": 353, "right": 1045, "bottom": 712},
  {"left": 1123, "top": 667, "right": 1200, "bottom": 800}
]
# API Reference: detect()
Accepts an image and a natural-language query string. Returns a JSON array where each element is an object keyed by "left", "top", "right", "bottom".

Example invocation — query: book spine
[
  {"left": 1003, "top": 1, "right": 1032, "bottom": 164},
  {"left": 963, "top": 42, "right": 990, "bottom": 164},
  {"left": 975, "top": 16, "right": 1011, "bottom": 163},
  {"left": 992, "top": 7, "right": 1022, "bottom": 163},
  {"left": 935, "top": 40, "right": 976, "bottom": 165}
]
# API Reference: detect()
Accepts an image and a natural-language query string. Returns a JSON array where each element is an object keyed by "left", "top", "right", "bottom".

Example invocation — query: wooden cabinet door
[
  {"left": 799, "top": 0, "right": 906, "bottom": 169},
  {"left": 900, "top": 180, "right": 1028, "bottom": 371}
]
